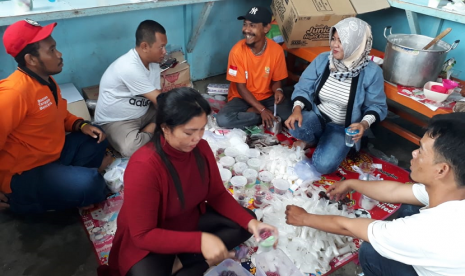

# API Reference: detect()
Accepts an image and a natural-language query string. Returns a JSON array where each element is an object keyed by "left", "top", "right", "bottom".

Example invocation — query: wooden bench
[{"left": 282, "top": 44, "right": 453, "bottom": 145}]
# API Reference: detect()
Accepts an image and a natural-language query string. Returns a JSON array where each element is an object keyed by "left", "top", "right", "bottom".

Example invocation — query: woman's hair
[{"left": 152, "top": 87, "right": 212, "bottom": 208}]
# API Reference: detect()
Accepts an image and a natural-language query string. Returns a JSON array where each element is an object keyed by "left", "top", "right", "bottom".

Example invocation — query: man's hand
[
  {"left": 326, "top": 180, "right": 352, "bottom": 201},
  {"left": 348, "top": 121, "right": 369, "bottom": 143},
  {"left": 285, "top": 108, "right": 303, "bottom": 130},
  {"left": 81, "top": 124, "right": 106, "bottom": 143},
  {"left": 274, "top": 89, "right": 285, "bottom": 104},
  {"left": 285, "top": 205, "right": 309, "bottom": 226},
  {"left": 0, "top": 192, "right": 10, "bottom": 211},
  {"left": 261, "top": 109, "right": 277, "bottom": 129}
]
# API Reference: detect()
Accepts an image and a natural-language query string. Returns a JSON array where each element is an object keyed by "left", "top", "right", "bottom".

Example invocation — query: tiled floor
[{"left": 0, "top": 76, "right": 422, "bottom": 276}]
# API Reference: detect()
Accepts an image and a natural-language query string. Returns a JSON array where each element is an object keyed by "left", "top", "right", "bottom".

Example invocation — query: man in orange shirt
[
  {"left": 216, "top": 6, "right": 291, "bottom": 129},
  {"left": 0, "top": 19, "right": 112, "bottom": 214}
]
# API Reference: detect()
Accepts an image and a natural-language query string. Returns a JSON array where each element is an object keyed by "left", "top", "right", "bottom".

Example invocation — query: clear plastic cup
[
  {"left": 360, "top": 194, "right": 379, "bottom": 211},
  {"left": 258, "top": 229, "right": 276, "bottom": 248},
  {"left": 104, "top": 167, "right": 124, "bottom": 193},
  {"left": 233, "top": 162, "right": 248, "bottom": 176},
  {"left": 220, "top": 168, "right": 232, "bottom": 188},
  {"left": 243, "top": 168, "right": 258, "bottom": 188},
  {"left": 267, "top": 117, "right": 282, "bottom": 135},
  {"left": 345, "top": 127, "right": 360, "bottom": 147},
  {"left": 235, "top": 155, "right": 249, "bottom": 163},
  {"left": 236, "top": 195, "right": 249, "bottom": 207},
  {"left": 247, "top": 158, "right": 261, "bottom": 172},
  {"left": 224, "top": 147, "right": 239, "bottom": 158},
  {"left": 246, "top": 148, "right": 261, "bottom": 158},
  {"left": 258, "top": 171, "right": 274, "bottom": 187},
  {"left": 272, "top": 179, "right": 290, "bottom": 195},
  {"left": 230, "top": 176, "right": 247, "bottom": 199},
  {"left": 219, "top": 156, "right": 235, "bottom": 170},
  {"left": 253, "top": 184, "right": 269, "bottom": 208}
]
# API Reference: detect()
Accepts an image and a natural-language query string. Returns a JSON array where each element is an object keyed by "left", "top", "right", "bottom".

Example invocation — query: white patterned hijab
[{"left": 329, "top": 17, "right": 373, "bottom": 82}]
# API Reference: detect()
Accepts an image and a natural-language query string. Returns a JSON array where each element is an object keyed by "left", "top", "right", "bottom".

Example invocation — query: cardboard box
[
  {"left": 60, "top": 83, "right": 91, "bottom": 121},
  {"left": 82, "top": 85, "right": 99, "bottom": 100},
  {"left": 161, "top": 51, "right": 191, "bottom": 92},
  {"left": 271, "top": 0, "right": 390, "bottom": 48}
]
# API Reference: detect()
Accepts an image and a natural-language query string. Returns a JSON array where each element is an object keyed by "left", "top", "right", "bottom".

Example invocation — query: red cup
[{"left": 431, "top": 85, "right": 448, "bottom": 94}]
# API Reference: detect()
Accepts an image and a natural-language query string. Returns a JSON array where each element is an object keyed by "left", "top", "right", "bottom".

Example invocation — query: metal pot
[{"left": 383, "top": 26, "right": 459, "bottom": 87}]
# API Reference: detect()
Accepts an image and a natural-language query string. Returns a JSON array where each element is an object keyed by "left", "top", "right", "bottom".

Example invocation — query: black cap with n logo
[{"left": 237, "top": 6, "right": 272, "bottom": 25}]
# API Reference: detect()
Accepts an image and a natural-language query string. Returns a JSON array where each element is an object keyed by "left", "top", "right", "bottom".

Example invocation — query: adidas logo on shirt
[{"left": 129, "top": 98, "right": 150, "bottom": 107}]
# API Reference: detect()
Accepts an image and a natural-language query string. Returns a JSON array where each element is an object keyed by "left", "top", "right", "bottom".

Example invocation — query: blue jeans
[
  {"left": 216, "top": 95, "right": 292, "bottom": 129},
  {"left": 359, "top": 204, "right": 420, "bottom": 276},
  {"left": 289, "top": 110, "right": 351, "bottom": 174},
  {"left": 7, "top": 132, "right": 109, "bottom": 214}
]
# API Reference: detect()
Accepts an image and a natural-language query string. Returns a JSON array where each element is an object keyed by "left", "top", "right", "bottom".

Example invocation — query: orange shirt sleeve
[
  {"left": 226, "top": 46, "right": 247, "bottom": 84},
  {"left": 0, "top": 88, "right": 28, "bottom": 151},
  {"left": 272, "top": 47, "right": 288, "bottom": 82}
]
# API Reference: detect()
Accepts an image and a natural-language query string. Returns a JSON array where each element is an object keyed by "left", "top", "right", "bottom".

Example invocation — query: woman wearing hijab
[{"left": 284, "top": 18, "right": 387, "bottom": 174}]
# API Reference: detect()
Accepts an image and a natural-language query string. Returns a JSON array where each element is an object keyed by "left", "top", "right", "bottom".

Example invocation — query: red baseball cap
[{"left": 3, "top": 19, "right": 57, "bottom": 57}]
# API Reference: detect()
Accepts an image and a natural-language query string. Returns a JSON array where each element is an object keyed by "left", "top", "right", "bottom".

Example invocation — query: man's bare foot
[
  {"left": 99, "top": 154, "right": 114, "bottom": 173},
  {"left": 246, "top": 107, "right": 259, "bottom": 114},
  {"left": 141, "top": 122, "right": 156, "bottom": 134}
]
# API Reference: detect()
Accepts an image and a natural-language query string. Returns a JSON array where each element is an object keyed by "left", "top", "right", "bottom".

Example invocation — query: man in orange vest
[{"left": 0, "top": 19, "right": 112, "bottom": 214}]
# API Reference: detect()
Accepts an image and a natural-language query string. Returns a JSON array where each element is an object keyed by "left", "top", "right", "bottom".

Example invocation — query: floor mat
[{"left": 80, "top": 151, "right": 410, "bottom": 275}]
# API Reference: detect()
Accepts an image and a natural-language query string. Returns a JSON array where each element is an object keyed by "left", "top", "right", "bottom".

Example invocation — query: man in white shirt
[
  {"left": 285, "top": 113, "right": 465, "bottom": 276},
  {"left": 95, "top": 20, "right": 167, "bottom": 157}
]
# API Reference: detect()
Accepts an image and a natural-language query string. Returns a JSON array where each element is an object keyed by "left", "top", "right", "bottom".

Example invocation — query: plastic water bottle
[{"left": 345, "top": 127, "right": 359, "bottom": 147}]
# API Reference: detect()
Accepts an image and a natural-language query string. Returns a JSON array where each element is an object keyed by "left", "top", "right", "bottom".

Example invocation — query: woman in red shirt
[{"left": 107, "top": 87, "right": 278, "bottom": 276}]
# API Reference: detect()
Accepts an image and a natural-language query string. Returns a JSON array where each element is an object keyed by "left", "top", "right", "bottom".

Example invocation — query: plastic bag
[
  {"left": 293, "top": 158, "right": 322, "bottom": 182},
  {"left": 367, "top": 144, "right": 398, "bottom": 165}
]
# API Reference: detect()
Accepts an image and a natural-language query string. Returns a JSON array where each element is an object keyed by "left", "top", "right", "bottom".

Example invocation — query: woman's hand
[
  {"left": 248, "top": 219, "right": 279, "bottom": 248},
  {"left": 285, "top": 108, "right": 303, "bottom": 130},
  {"left": 348, "top": 121, "right": 369, "bottom": 143},
  {"left": 200, "top": 232, "right": 230, "bottom": 264}
]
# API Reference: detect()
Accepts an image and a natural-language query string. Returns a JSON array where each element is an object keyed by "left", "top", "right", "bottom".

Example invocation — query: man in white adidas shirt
[
  {"left": 94, "top": 20, "right": 167, "bottom": 157},
  {"left": 285, "top": 112, "right": 465, "bottom": 276}
]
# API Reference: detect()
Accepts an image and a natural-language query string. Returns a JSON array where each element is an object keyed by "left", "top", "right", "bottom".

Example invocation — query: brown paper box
[
  {"left": 161, "top": 62, "right": 191, "bottom": 93},
  {"left": 271, "top": 0, "right": 390, "bottom": 49},
  {"left": 82, "top": 85, "right": 99, "bottom": 100},
  {"left": 60, "top": 83, "right": 91, "bottom": 121}
]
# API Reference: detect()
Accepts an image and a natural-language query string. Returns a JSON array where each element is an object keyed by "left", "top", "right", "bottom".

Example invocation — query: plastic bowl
[
  {"left": 423, "top": 81, "right": 453, "bottom": 103},
  {"left": 443, "top": 79, "right": 459, "bottom": 90},
  {"left": 205, "top": 259, "right": 253, "bottom": 276},
  {"left": 368, "top": 55, "right": 384, "bottom": 66}
]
